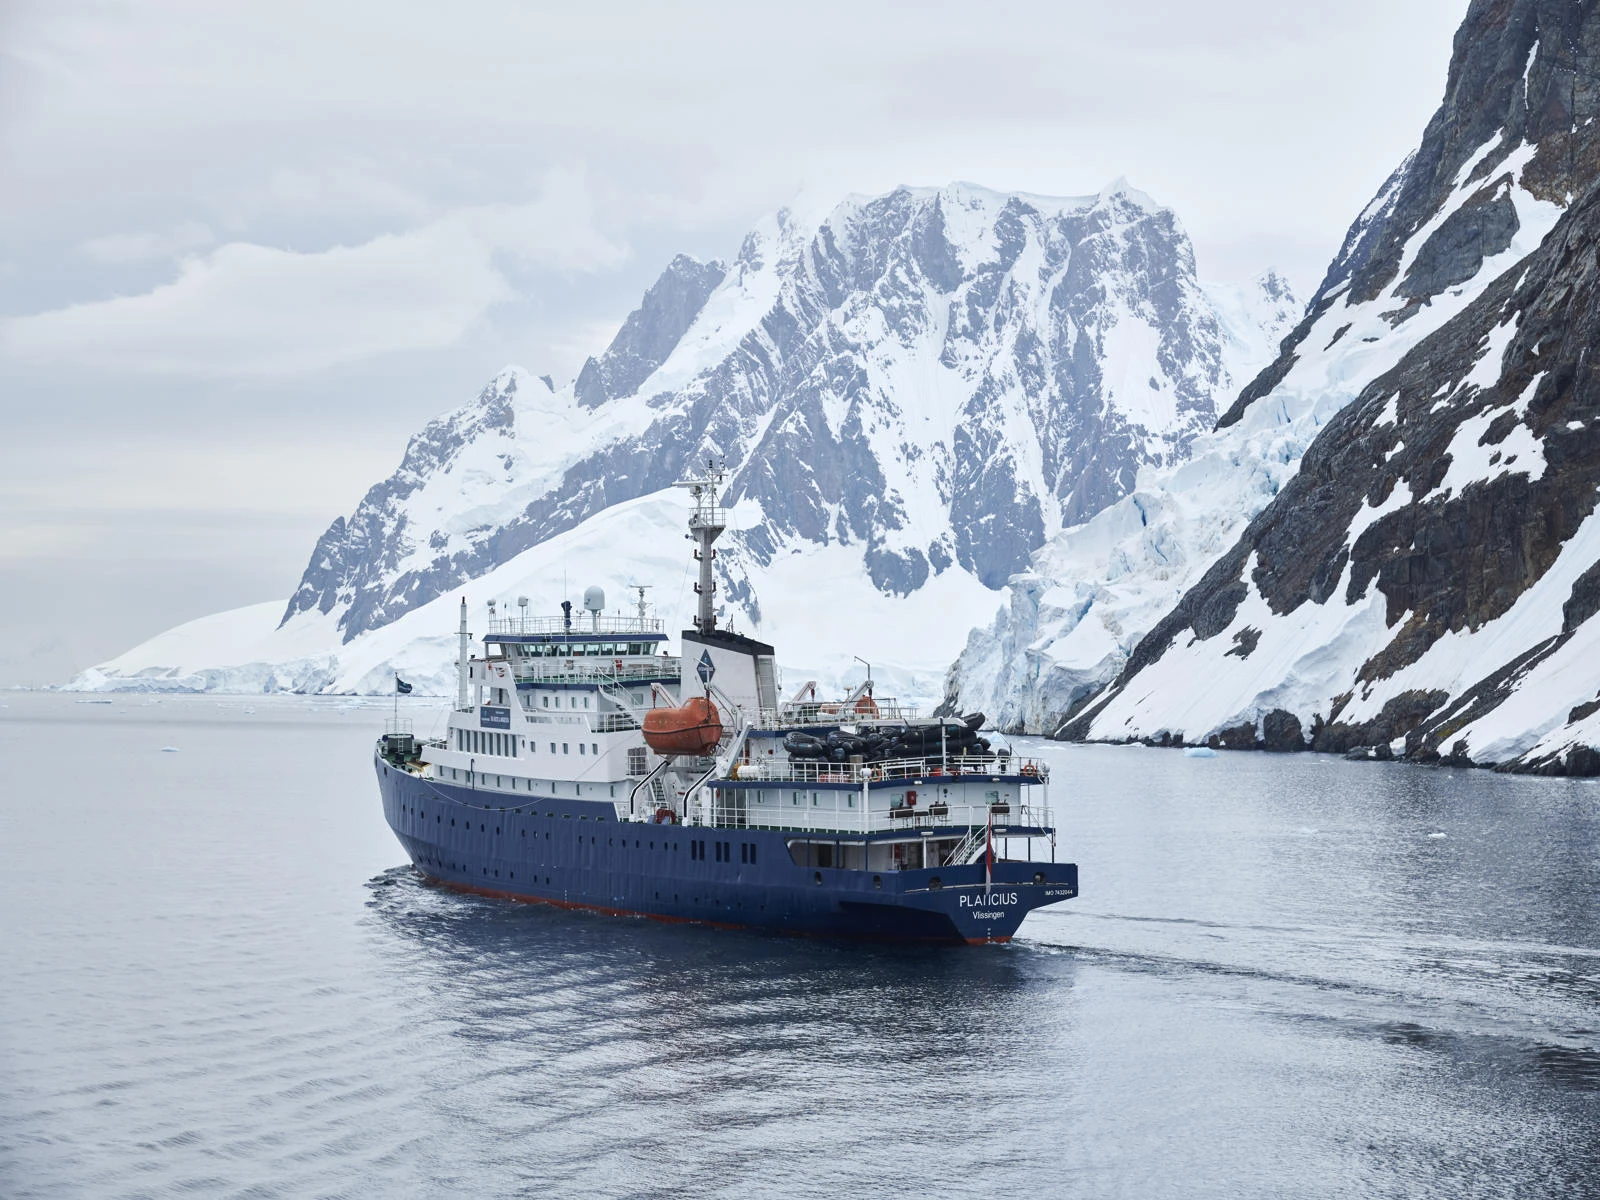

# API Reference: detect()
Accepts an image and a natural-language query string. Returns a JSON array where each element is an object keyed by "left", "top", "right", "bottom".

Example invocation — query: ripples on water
[{"left": 2, "top": 693, "right": 1598, "bottom": 1198}]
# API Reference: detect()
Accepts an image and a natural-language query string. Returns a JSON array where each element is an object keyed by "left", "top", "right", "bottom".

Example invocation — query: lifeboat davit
[{"left": 642, "top": 696, "right": 723, "bottom": 757}]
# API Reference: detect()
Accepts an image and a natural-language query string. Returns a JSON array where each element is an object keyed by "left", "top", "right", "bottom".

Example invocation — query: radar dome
[{"left": 583, "top": 586, "right": 606, "bottom": 613}]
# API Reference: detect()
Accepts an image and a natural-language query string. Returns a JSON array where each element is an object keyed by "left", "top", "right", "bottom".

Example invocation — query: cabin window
[
  {"left": 791, "top": 791, "right": 802, "bottom": 806},
  {"left": 549, "top": 742, "right": 556, "bottom": 754},
  {"left": 579, "top": 744, "right": 586, "bottom": 756},
  {"left": 562, "top": 743, "right": 569, "bottom": 755},
  {"left": 846, "top": 795, "right": 855, "bottom": 808},
  {"left": 541, "top": 695, "right": 549, "bottom": 708},
  {"left": 591, "top": 743, "right": 598, "bottom": 755}
]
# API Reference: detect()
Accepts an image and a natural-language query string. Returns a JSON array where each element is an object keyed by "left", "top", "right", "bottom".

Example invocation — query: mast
[
  {"left": 456, "top": 597, "right": 471, "bottom": 711},
  {"left": 674, "top": 462, "right": 727, "bottom": 635}
]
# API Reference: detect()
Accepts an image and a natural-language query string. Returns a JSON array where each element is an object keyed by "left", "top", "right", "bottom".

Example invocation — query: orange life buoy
[{"left": 653, "top": 807, "right": 677, "bottom": 825}]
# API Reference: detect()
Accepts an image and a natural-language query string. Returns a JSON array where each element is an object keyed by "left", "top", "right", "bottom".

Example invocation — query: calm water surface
[{"left": 2, "top": 692, "right": 1598, "bottom": 1198}]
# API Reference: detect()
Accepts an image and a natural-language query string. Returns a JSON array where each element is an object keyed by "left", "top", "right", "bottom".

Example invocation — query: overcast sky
[{"left": 0, "top": 0, "right": 1468, "bottom": 684}]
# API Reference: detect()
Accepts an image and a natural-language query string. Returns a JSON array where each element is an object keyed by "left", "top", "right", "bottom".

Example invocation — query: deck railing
[
  {"left": 486, "top": 614, "right": 665, "bottom": 636},
  {"left": 510, "top": 658, "right": 681, "bottom": 685},
  {"left": 726, "top": 754, "right": 1049, "bottom": 785},
  {"left": 758, "top": 701, "right": 923, "bottom": 727}
]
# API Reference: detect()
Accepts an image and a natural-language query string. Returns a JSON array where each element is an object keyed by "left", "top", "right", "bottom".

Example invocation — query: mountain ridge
[
  {"left": 72, "top": 180, "right": 1293, "bottom": 701},
  {"left": 953, "top": 0, "right": 1600, "bottom": 775}
]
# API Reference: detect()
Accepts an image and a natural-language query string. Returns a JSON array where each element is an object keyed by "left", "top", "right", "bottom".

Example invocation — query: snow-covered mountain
[
  {"left": 72, "top": 181, "right": 1293, "bottom": 702},
  {"left": 954, "top": 0, "right": 1600, "bottom": 775}
]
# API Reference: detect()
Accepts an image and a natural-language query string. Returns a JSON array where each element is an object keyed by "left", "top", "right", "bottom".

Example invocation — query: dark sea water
[{"left": 2, "top": 691, "right": 1598, "bottom": 1199}]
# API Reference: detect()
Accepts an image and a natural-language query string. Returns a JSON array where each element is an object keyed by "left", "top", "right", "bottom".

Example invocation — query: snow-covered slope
[
  {"left": 74, "top": 181, "right": 1291, "bottom": 702},
  {"left": 956, "top": 0, "right": 1600, "bottom": 774}
]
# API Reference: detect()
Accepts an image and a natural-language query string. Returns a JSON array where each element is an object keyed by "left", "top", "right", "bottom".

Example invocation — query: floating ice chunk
[
  {"left": 1427, "top": 832, "right": 1447, "bottom": 839},
  {"left": 160, "top": 746, "right": 181, "bottom": 753},
  {"left": 1183, "top": 746, "right": 1217, "bottom": 758}
]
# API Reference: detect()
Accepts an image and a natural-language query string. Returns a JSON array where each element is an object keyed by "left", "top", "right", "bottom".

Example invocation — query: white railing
[
  {"left": 695, "top": 789, "right": 1053, "bottom": 836},
  {"left": 727, "top": 754, "right": 1048, "bottom": 785},
  {"left": 511, "top": 658, "right": 681, "bottom": 684},
  {"left": 487, "top": 615, "right": 665, "bottom": 636},
  {"left": 755, "top": 700, "right": 922, "bottom": 727}
]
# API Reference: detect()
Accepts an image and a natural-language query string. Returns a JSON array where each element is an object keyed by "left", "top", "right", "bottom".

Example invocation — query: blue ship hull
[{"left": 377, "top": 747, "right": 1078, "bottom": 944}]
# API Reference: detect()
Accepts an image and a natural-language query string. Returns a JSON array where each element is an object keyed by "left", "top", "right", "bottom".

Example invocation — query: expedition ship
[{"left": 375, "top": 468, "right": 1077, "bottom": 943}]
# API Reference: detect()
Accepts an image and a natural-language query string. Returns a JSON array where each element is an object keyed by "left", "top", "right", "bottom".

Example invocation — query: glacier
[{"left": 71, "top": 181, "right": 1293, "bottom": 703}]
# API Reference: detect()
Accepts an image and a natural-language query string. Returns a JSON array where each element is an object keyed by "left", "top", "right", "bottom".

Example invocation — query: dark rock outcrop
[
  {"left": 282, "top": 184, "right": 1278, "bottom": 645},
  {"left": 1058, "top": 0, "right": 1600, "bottom": 768}
]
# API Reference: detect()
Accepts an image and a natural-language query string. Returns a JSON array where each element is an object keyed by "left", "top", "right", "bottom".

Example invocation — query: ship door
[{"left": 719, "top": 788, "right": 748, "bottom": 829}]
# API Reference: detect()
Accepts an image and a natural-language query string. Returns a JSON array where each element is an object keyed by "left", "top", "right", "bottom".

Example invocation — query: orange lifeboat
[{"left": 642, "top": 696, "right": 723, "bottom": 757}]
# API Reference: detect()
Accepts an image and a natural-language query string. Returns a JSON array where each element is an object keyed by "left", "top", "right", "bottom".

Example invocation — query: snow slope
[
  {"left": 961, "top": 0, "right": 1600, "bottom": 774},
  {"left": 951, "top": 0, "right": 1582, "bottom": 746},
  {"left": 74, "top": 181, "right": 1291, "bottom": 702}
]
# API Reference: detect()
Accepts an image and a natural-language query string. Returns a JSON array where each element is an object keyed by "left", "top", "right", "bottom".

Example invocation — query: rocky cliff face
[
  {"left": 183, "top": 181, "right": 1288, "bottom": 699},
  {"left": 1031, "top": 0, "right": 1600, "bottom": 773},
  {"left": 78, "top": 181, "right": 1289, "bottom": 698},
  {"left": 951, "top": 0, "right": 1588, "bottom": 747}
]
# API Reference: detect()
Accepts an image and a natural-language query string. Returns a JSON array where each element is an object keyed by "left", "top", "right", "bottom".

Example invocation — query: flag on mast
[{"left": 395, "top": 676, "right": 413, "bottom": 695}]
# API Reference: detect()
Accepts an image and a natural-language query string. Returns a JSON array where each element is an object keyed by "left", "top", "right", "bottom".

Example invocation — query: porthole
[
  {"left": 873, "top": 875, "right": 882, "bottom": 890},
  {"left": 814, "top": 871, "right": 822, "bottom": 885}
]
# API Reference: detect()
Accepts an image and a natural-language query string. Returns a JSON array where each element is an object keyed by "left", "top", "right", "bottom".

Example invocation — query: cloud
[
  {"left": 78, "top": 221, "right": 215, "bottom": 264},
  {"left": 5, "top": 174, "right": 627, "bottom": 376}
]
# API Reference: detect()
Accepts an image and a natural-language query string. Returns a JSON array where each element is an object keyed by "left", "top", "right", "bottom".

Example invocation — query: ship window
[
  {"left": 541, "top": 695, "right": 549, "bottom": 708},
  {"left": 792, "top": 791, "right": 801, "bottom": 806},
  {"left": 579, "top": 744, "right": 586, "bottom": 756},
  {"left": 591, "top": 743, "right": 598, "bottom": 755},
  {"left": 550, "top": 743, "right": 556, "bottom": 754},
  {"left": 749, "top": 843, "right": 756, "bottom": 864},
  {"left": 562, "top": 743, "right": 569, "bottom": 754},
  {"left": 846, "top": 795, "right": 855, "bottom": 808}
]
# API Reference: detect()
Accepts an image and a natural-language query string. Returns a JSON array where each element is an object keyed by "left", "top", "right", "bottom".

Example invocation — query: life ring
[
  {"left": 614, "top": 659, "right": 624, "bottom": 670},
  {"left": 1021, "top": 763, "right": 1038, "bottom": 777},
  {"left": 653, "top": 807, "right": 678, "bottom": 825}
]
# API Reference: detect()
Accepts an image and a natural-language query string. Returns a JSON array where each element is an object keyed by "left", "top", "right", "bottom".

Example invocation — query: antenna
[
  {"left": 632, "top": 584, "right": 652, "bottom": 630},
  {"left": 673, "top": 460, "right": 728, "bottom": 634}
]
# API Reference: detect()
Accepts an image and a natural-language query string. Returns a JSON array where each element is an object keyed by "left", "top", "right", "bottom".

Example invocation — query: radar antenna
[{"left": 631, "top": 584, "right": 652, "bottom": 628}]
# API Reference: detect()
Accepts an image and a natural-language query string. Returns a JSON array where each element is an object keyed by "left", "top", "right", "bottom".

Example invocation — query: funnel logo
[{"left": 697, "top": 649, "right": 716, "bottom": 684}]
